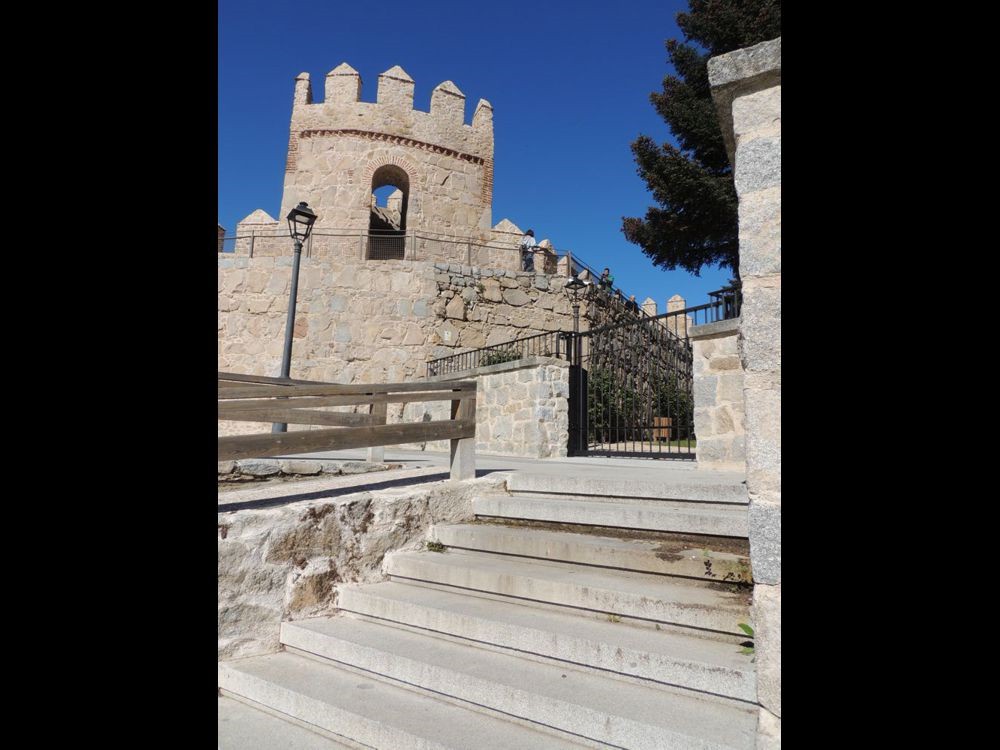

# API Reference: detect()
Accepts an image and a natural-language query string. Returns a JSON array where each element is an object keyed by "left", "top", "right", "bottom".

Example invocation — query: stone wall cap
[
  {"left": 379, "top": 65, "right": 414, "bottom": 83},
  {"left": 492, "top": 218, "right": 523, "bottom": 234},
  {"left": 434, "top": 80, "right": 465, "bottom": 98},
  {"left": 424, "top": 355, "right": 568, "bottom": 382},
  {"left": 328, "top": 62, "right": 359, "bottom": 77},
  {"left": 239, "top": 208, "right": 277, "bottom": 224},
  {"left": 689, "top": 317, "right": 741, "bottom": 340},
  {"left": 709, "top": 37, "right": 781, "bottom": 167},
  {"left": 708, "top": 37, "right": 781, "bottom": 89}
]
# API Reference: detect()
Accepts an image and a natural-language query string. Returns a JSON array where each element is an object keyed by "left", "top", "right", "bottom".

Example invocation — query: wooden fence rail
[{"left": 218, "top": 372, "right": 476, "bottom": 480}]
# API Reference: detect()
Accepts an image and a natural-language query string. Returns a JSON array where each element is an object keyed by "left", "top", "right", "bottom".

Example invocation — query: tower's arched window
[{"left": 368, "top": 165, "right": 409, "bottom": 259}]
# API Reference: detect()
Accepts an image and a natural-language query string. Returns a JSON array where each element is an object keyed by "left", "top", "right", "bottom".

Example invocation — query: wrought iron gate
[{"left": 567, "top": 312, "right": 695, "bottom": 458}]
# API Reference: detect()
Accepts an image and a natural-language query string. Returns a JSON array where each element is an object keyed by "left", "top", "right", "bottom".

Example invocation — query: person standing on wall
[
  {"left": 599, "top": 267, "right": 614, "bottom": 291},
  {"left": 520, "top": 229, "right": 537, "bottom": 272}
]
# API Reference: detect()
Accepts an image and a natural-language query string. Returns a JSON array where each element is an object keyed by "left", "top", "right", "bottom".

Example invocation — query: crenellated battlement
[
  {"left": 289, "top": 63, "right": 493, "bottom": 161},
  {"left": 280, "top": 62, "right": 497, "bottom": 236}
]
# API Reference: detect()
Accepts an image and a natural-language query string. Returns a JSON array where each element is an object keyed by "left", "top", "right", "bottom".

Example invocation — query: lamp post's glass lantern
[
  {"left": 286, "top": 201, "right": 318, "bottom": 242},
  {"left": 565, "top": 275, "right": 587, "bottom": 336},
  {"left": 565, "top": 275, "right": 586, "bottom": 298}
]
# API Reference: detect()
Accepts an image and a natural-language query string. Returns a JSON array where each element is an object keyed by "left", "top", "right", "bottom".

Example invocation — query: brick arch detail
[{"left": 363, "top": 154, "right": 419, "bottom": 188}]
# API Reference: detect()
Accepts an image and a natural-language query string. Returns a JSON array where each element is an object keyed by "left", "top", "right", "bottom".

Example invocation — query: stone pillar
[
  {"left": 709, "top": 37, "right": 780, "bottom": 748},
  {"left": 666, "top": 294, "right": 690, "bottom": 338},
  {"left": 690, "top": 319, "right": 745, "bottom": 472},
  {"left": 218, "top": 224, "right": 226, "bottom": 254}
]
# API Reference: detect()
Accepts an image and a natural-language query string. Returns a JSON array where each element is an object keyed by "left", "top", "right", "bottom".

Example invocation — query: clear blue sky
[{"left": 218, "top": 0, "right": 735, "bottom": 311}]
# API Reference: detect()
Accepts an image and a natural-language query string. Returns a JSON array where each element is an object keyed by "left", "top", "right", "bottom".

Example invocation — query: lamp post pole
[
  {"left": 277, "top": 237, "right": 304, "bottom": 379},
  {"left": 272, "top": 202, "right": 318, "bottom": 434},
  {"left": 563, "top": 274, "right": 588, "bottom": 455}
]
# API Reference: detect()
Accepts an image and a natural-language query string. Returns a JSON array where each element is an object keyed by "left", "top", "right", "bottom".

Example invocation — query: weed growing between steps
[
  {"left": 425, "top": 541, "right": 447, "bottom": 552},
  {"left": 738, "top": 623, "right": 755, "bottom": 659}
]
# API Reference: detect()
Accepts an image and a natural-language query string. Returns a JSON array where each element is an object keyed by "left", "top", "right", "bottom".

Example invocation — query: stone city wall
[
  {"left": 428, "top": 262, "right": 586, "bottom": 357},
  {"left": 218, "top": 255, "right": 590, "bottom": 439},
  {"left": 710, "top": 36, "right": 781, "bottom": 748},
  {"left": 691, "top": 319, "right": 746, "bottom": 472},
  {"left": 218, "top": 475, "right": 503, "bottom": 660}
]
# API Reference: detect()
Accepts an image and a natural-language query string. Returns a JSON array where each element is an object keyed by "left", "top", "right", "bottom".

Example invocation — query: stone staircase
[{"left": 218, "top": 472, "right": 757, "bottom": 749}]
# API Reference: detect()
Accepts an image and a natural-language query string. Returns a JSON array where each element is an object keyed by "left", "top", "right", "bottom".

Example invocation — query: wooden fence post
[
  {"left": 367, "top": 398, "right": 387, "bottom": 463},
  {"left": 450, "top": 391, "right": 476, "bottom": 481}
]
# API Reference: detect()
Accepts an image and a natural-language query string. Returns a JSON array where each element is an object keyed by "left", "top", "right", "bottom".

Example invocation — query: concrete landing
[{"left": 284, "top": 448, "right": 745, "bottom": 490}]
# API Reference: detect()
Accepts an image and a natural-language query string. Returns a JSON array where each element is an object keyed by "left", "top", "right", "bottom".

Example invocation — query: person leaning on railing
[
  {"left": 598, "top": 267, "right": 614, "bottom": 291},
  {"left": 520, "top": 229, "right": 538, "bottom": 272}
]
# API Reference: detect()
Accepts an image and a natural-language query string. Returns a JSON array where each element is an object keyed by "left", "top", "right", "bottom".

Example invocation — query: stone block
[
  {"left": 739, "top": 282, "right": 781, "bottom": 373},
  {"left": 749, "top": 499, "right": 781, "bottom": 584},
  {"left": 713, "top": 406, "right": 735, "bottom": 434},
  {"left": 437, "top": 320, "right": 460, "bottom": 346},
  {"left": 733, "top": 85, "right": 781, "bottom": 137},
  {"left": 693, "top": 375, "right": 718, "bottom": 409},
  {"left": 482, "top": 278, "right": 503, "bottom": 302},
  {"left": 236, "top": 459, "right": 281, "bottom": 477},
  {"left": 694, "top": 437, "right": 728, "bottom": 465},
  {"left": 218, "top": 461, "right": 235, "bottom": 474},
  {"left": 279, "top": 460, "right": 323, "bottom": 475},
  {"left": 445, "top": 296, "right": 466, "bottom": 320},
  {"left": 707, "top": 37, "right": 781, "bottom": 90},
  {"left": 738, "top": 187, "right": 781, "bottom": 278},
  {"left": 752, "top": 582, "right": 781, "bottom": 716},
  {"left": 503, "top": 288, "right": 530, "bottom": 306},
  {"left": 744, "top": 387, "right": 780, "bottom": 493},
  {"left": 735, "top": 136, "right": 781, "bottom": 195},
  {"left": 717, "top": 371, "right": 744, "bottom": 403}
]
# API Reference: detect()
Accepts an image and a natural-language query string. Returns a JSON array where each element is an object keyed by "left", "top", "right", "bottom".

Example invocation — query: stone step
[
  {"left": 218, "top": 651, "right": 586, "bottom": 750},
  {"left": 385, "top": 549, "right": 751, "bottom": 634},
  {"left": 337, "top": 580, "right": 756, "bottom": 702},
  {"left": 503, "top": 471, "right": 748, "bottom": 504},
  {"left": 282, "top": 616, "right": 757, "bottom": 750},
  {"left": 218, "top": 695, "right": 358, "bottom": 749},
  {"left": 431, "top": 523, "right": 751, "bottom": 582},
  {"left": 474, "top": 494, "right": 748, "bottom": 537}
]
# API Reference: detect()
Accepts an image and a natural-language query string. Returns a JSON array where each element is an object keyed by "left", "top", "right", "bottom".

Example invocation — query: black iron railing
[
  {"left": 424, "top": 283, "right": 741, "bottom": 378},
  {"left": 426, "top": 330, "right": 568, "bottom": 377}
]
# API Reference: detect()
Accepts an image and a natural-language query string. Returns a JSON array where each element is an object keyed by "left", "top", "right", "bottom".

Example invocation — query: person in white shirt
[{"left": 520, "top": 229, "right": 537, "bottom": 271}]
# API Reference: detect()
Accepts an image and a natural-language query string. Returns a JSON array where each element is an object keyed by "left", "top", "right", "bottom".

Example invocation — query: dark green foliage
[
  {"left": 479, "top": 348, "right": 522, "bottom": 367},
  {"left": 587, "top": 366, "right": 693, "bottom": 445},
  {"left": 622, "top": 1, "right": 781, "bottom": 277}
]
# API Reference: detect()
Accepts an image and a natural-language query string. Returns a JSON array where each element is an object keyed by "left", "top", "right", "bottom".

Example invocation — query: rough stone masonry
[{"left": 709, "top": 36, "right": 781, "bottom": 750}]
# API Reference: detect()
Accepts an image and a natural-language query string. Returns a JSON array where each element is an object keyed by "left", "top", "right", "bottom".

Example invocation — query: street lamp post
[
  {"left": 565, "top": 275, "right": 587, "bottom": 336},
  {"left": 272, "top": 201, "right": 318, "bottom": 433},
  {"left": 564, "top": 274, "right": 588, "bottom": 456}
]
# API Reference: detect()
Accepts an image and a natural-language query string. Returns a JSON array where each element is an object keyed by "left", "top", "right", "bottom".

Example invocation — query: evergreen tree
[{"left": 622, "top": 1, "right": 781, "bottom": 278}]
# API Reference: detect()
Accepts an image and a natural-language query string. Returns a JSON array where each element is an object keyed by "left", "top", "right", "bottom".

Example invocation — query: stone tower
[{"left": 280, "top": 64, "right": 495, "bottom": 239}]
